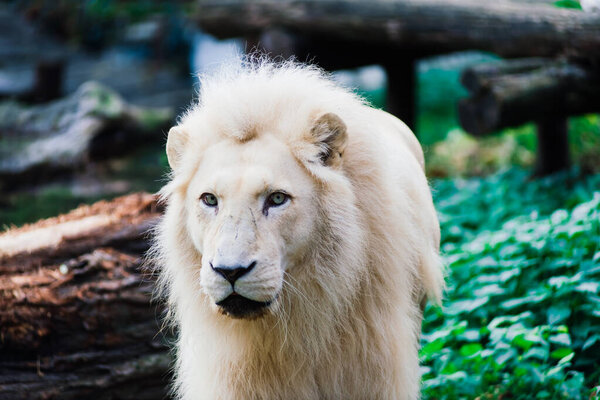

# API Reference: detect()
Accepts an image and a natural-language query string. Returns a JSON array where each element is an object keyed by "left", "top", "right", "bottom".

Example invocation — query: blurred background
[{"left": 0, "top": 0, "right": 599, "bottom": 399}]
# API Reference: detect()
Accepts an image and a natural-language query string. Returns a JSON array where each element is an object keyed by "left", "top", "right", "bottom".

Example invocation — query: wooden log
[
  {"left": 461, "top": 58, "right": 549, "bottom": 93},
  {"left": 0, "top": 193, "right": 171, "bottom": 400},
  {"left": 0, "top": 82, "right": 173, "bottom": 191},
  {"left": 195, "top": 0, "right": 600, "bottom": 58},
  {"left": 458, "top": 59, "right": 600, "bottom": 135}
]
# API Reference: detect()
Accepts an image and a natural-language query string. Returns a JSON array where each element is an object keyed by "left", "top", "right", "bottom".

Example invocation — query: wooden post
[
  {"left": 245, "top": 31, "right": 420, "bottom": 131},
  {"left": 31, "top": 59, "right": 64, "bottom": 103},
  {"left": 536, "top": 117, "right": 570, "bottom": 175},
  {"left": 384, "top": 57, "right": 417, "bottom": 131}
]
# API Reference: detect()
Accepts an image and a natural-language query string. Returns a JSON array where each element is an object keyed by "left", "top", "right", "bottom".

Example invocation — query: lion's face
[{"left": 184, "top": 133, "right": 319, "bottom": 319}]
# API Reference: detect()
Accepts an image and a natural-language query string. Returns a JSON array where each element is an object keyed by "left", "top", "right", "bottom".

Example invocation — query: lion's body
[{"left": 153, "top": 61, "right": 443, "bottom": 400}]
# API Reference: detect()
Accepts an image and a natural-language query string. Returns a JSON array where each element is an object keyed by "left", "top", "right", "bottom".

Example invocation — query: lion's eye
[
  {"left": 200, "top": 193, "right": 218, "bottom": 207},
  {"left": 266, "top": 192, "right": 289, "bottom": 208}
]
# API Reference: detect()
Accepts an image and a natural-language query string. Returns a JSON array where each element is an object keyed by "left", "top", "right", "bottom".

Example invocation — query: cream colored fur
[{"left": 151, "top": 59, "right": 444, "bottom": 400}]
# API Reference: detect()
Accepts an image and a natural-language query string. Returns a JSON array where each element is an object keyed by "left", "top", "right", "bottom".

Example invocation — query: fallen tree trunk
[
  {"left": 0, "top": 82, "right": 173, "bottom": 192},
  {"left": 458, "top": 59, "right": 600, "bottom": 135},
  {"left": 195, "top": 0, "right": 600, "bottom": 58},
  {"left": 0, "top": 193, "right": 171, "bottom": 400}
]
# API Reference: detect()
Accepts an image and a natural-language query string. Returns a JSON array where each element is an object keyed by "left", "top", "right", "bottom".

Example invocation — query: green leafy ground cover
[{"left": 422, "top": 169, "right": 600, "bottom": 399}]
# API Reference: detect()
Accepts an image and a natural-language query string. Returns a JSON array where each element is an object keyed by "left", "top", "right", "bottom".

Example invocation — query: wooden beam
[{"left": 196, "top": 0, "right": 600, "bottom": 58}]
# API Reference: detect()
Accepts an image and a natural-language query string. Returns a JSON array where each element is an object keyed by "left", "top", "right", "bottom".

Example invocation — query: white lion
[{"left": 152, "top": 59, "right": 444, "bottom": 400}]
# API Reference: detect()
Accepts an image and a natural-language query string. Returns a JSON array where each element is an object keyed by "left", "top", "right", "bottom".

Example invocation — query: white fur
[{"left": 150, "top": 58, "right": 444, "bottom": 400}]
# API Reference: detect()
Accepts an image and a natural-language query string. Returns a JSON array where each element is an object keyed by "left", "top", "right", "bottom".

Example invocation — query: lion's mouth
[{"left": 216, "top": 293, "right": 271, "bottom": 319}]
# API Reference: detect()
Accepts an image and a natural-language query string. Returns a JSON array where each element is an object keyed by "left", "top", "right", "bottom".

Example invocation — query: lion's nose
[{"left": 211, "top": 261, "right": 257, "bottom": 285}]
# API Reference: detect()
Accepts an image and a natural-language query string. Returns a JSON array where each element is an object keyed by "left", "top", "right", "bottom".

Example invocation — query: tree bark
[
  {"left": 195, "top": 0, "right": 600, "bottom": 58},
  {"left": 458, "top": 59, "right": 600, "bottom": 135},
  {"left": 0, "top": 193, "right": 171, "bottom": 400}
]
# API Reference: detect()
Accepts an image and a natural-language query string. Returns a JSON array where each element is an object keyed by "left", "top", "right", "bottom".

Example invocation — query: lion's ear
[
  {"left": 166, "top": 126, "right": 189, "bottom": 171},
  {"left": 310, "top": 113, "right": 348, "bottom": 168}
]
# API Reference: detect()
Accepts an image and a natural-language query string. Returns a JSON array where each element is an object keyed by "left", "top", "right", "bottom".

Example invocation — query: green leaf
[
  {"left": 523, "top": 347, "right": 549, "bottom": 361},
  {"left": 422, "top": 170, "right": 600, "bottom": 398},
  {"left": 557, "top": 351, "right": 575, "bottom": 365},
  {"left": 550, "top": 347, "right": 573, "bottom": 360},
  {"left": 494, "top": 349, "right": 517, "bottom": 366},
  {"left": 500, "top": 293, "right": 548, "bottom": 310},
  {"left": 536, "top": 390, "right": 551, "bottom": 399},
  {"left": 445, "top": 297, "right": 489, "bottom": 316},
  {"left": 582, "top": 334, "right": 600, "bottom": 351},
  {"left": 551, "top": 209, "right": 569, "bottom": 224},
  {"left": 547, "top": 305, "right": 571, "bottom": 325},
  {"left": 458, "top": 329, "right": 481, "bottom": 342},
  {"left": 549, "top": 333, "right": 572, "bottom": 347},
  {"left": 442, "top": 371, "right": 468, "bottom": 381},
  {"left": 420, "top": 338, "right": 445, "bottom": 357},
  {"left": 488, "top": 312, "right": 534, "bottom": 329},
  {"left": 459, "top": 343, "right": 483, "bottom": 358},
  {"left": 512, "top": 333, "right": 535, "bottom": 351},
  {"left": 575, "top": 281, "right": 600, "bottom": 294},
  {"left": 473, "top": 284, "right": 505, "bottom": 297}
]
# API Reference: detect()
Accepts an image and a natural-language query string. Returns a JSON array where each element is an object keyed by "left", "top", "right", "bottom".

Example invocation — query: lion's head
[
  {"left": 156, "top": 62, "right": 366, "bottom": 323},
  {"left": 167, "top": 112, "right": 348, "bottom": 319}
]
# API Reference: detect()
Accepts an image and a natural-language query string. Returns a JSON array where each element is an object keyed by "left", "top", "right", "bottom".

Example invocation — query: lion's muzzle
[
  {"left": 199, "top": 209, "right": 284, "bottom": 318},
  {"left": 209, "top": 260, "right": 271, "bottom": 318}
]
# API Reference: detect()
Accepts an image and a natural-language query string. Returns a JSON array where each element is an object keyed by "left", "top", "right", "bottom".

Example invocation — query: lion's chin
[{"left": 216, "top": 293, "right": 272, "bottom": 320}]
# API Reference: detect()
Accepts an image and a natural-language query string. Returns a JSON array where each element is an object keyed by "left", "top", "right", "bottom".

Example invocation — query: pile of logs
[
  {"left": 459, "top": 58, "right": 600, "bottom": 174},
  {"left": 0, "top": 193, "right": 171, "bottom": 400},
  {"left": 459, "top": 58, "right": 600, "bottom": 134}
]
